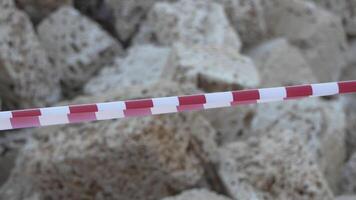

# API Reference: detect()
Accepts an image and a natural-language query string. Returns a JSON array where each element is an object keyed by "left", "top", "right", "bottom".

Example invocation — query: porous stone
[
  {"left": 340, "top": 153, "right": 356, "bottom": 194},
  {"left": 218, "top": 129, "right": 334, "bottom": 200},
  {"left": 215, "top": 0, "right": 267, "bottom": 47},
  {"left": 84, "top": 44, "right": 171, "bottom": 95},
  {"left": 15, "top": 0, "right": 72, "bottom": 24},
  {"left": 251, "top": 98, "right": 346, "bottom": 192},
  {"left": 263, "top": 0, "right": 347, "bottom": 82},
  {"left": 249, "top": 38, "right": 316, "bottom": 86},
  {"left": 37, "top": 6, "right": 123, "bottom": 97},
  {"left": 134, "top": 0, "right": 241, "bottom": 50},
  {"left": 161, "top": 189, "right": 232, "bottom": 200},
  {"left": 1, "top": 82, "right": 219, "bottom": 200},
  {"left": 0, "top": 2, "right": 61, "bottom": 108}
]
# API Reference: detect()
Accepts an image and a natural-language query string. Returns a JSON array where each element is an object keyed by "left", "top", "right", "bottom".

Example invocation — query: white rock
[
  {"left": 0, "top": 82, "right": 219, "bottom": 200},
  {"left": 134, "top": 0, "right": 241, "bottom": 50},
  {"left": 218, "top": 130, "right": 334, "bottom": 200},
  {"left": 251, "top": 98, "right": 346, "bottom": 192},
  {"left": 215, "top": 0, "right": 267, "bottom": 46},
  {"left": 263, "top": 0, "right": 347, "bottom": 82},
  {"left": 340, "top": 153, "right": 356, "bottom": 194},
  {"left": 249, "top": 38, "right": 316, "bottom": 86},
  {"left": 161, "top": 189, "right": 232, "bottom": 200},
  {"left": 0, "top": 2, "right": 61, "bottom": 108},
  {"left": 84, "top": 44, "right": 171, "bottom": 95},
  {"left": 37, "top": 6, "right": 123, "bottom": 97}
]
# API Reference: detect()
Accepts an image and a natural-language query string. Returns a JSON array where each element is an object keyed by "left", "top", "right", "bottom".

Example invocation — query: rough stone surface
[
  {"left": 161, "top": 189, "right": 232, "bottom": 200},
  {"left": 341, "top": 95, "right": 356, "bottom": 159},
  {"left": 336, "top": 195, "right": 356, "bottom": 200},
  {"left": 164, "top": 43, "right": 259, "bottom": 92},
  {"left": 340, "top": 153, "right": 356, "bottom": 194},
  {"left": 15, "top": 0, "right": 72, "bottom": 24},
  {"left": 134, "top": 0, "right": 241, "bottom": 50},
  {"left": 0, "top": 82, "right": 219, "bottom": 200},
  {"left": 84, "top": 44, "right": 171, "bottom": 95},
  {"left": 215, "top": 0, "right": 266, "bottom": 47},
  {"left": 218, "top": 129, "right": 334, "bottom": 200},
  {"left": 251, "top": 98, "right": 346, "bottom": 192},
  {"left": 37, "top": 6, "right": 123, "bottom": 97},
  {"left": 263, "top": 0, "right": 347, "bottom": 82},
  {"left": 0, "top": 2, "right": 61, "bottom": 108},
  {"left": 249, "top": 38, "right": 316, "bottom": 86}
]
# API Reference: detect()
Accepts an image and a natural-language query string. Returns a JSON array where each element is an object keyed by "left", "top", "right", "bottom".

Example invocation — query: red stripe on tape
[
  {"left": 68, "top": 113, "right": 97, "bottom": 123},
  {"left": 232, "top": 90, "right": 260, "bottom": 102},
  {"left": 124, "top": 108, "right": 152, "bottom": 117},
  {"left": 69, "top": 104, "right": 98, "bottom": 113},
  {"left": 177, "top": 104, "right": 204, "bottom": 112},
  {"left": 10, "top": 116, "right": 40, "bottom": 129},
  {"left": 286, "top": 85, "right": 312, "bottom": 98},
  {"left": 338, "top": 81, "right": 356, "bottom": 93},
  {"left": 125, "top": 99, "right": 154, "bottom": 109},
  {"left": 178, "top": 95, "right": 206, "bottom": 105},
  {"left": 12, "top": 109, "right": 41, "bottom": 118}
]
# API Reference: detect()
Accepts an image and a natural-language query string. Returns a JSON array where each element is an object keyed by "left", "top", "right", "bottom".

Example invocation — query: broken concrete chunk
[
  {"left": 161, "top": 189, "right": 232, "bottom": 200},
  {"left": 218, "top": 130, "right": 334, "bottom": 200},
  {"left": 37, "top": 6, "right": 123, "bottom": 97},
  {"left": 0, "top": 3, "right": 61, "bottom": 108},
  {"left": 251, "top": 98, "right": 346, "bottom": 193},
  {"left": 264, "top": 0, "right": 347, "bottom": 82},
  {"left": 249, "top": 38, "right": 316, "bottom": 86},
  {"left": 164, "top": 43, "right": 259, "bottom": 92},
  {"left": 215, "top": 0, "right": 267, "bottom": 46},
  {"left": 1, "top": 82, "right": 218, "bottom": 200},
  {"left": 134, "top": 0, "right": 241, "bottom": 50},
  {"left": 84, "top": 44, "right": 171, "bottom": 95}
]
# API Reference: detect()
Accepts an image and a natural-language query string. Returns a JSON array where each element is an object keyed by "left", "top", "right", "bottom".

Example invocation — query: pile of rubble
[{"left": 0, "top": 0, "right": 355, "bottom": 199}]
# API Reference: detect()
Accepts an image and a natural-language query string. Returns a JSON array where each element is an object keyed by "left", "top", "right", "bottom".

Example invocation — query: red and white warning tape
[{"left": 0, "top": 80, "right": 355, "bottom": 131}]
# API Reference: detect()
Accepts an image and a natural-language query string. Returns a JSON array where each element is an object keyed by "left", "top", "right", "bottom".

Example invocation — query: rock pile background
[{"left": 0, "top": 0, "right": 355, "bottom": 199}]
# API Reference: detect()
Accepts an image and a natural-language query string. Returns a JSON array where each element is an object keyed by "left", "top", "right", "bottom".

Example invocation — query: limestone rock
[
  {"left": 251, "top": 98, "right": 346, "bottom": 192},
  {"left": 218, "top": 130, "right": 334, "bottom": 200},
  {"left": 164, "top": 43, "right": 259, "bottom": 92},
  {"left": 1, "top": 82, "right": 219, "bottom": 200},
  {"left": 249, "top": 38, "right": 316, "bottom": 86},
  {"left": 161, "top": 189, "right": 232, "bottom": 200},
  {"left": 263, "top": 0, "right": 347, "bottom": 82},
  {"left": 37, "top": 6, "right": 123, "bottom": 97},
  {"left": 15, "top": 0, "right": 72, "bottom": 24},
  {"left": 134, "top": 0, "right": 241, "bottom": 50},
  {"left": 340, "top": 153, "right": 356, "bottom": 194},
  {"left": 341, "top": 95, "right": 356, "bottom": 158},
  {"left": 84, "top": 44, "right": 171, "bottom": 95},
  {"left": 0, "top": 3, "right": 61, "bottom": 108},
  {"left": 215, "top": 0, "right": 266, "bottom": 46}
]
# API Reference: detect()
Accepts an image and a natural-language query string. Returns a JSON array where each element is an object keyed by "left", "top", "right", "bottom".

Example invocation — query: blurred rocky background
[{"left": 0, "top": 0, "right": 355, "bottom": 199}]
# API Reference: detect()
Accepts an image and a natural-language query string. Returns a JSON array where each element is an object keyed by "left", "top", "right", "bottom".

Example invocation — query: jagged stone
[
  {"left": 263, "top": 0, "right": 347, "bottom": 82},
  {"left": 251, "top": 98, "right": 346, "bottom": 192},
  {"left": 134, "top": 0, "right": 241, "bottom": 50},
  {"left": 37, "top": 6, "right": 123, "bottom": 97},
  {"left": 0, "top": 82, "right": 219, "bottom": 200},
  {"left": 0, "top": 2, "right": 61, "bottom": 108},
  {"left": 84, "top": 44, "right": 171, "bottom": 95},
  {"left": 249, "top": 38, "right": 316, "bottom": 86},
  {"left": 340, "top": 153, "right": 356, "bottom": 194},
  {"left": 161, "top": 189, "right": 232, "bottom": 200},
  {"left": 218, "top": 129, "right": 334, "bottom": 200},
  {"left": 215, "top": 0, "right": 266, "bottom": 47},
  {"left": 15, "top": 0, "right": 72, "bottom": 24}
]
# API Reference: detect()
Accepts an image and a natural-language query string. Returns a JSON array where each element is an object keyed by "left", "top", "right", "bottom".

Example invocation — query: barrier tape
[{"left": 0, "top": 80, "right": 355, "bottom": 131}]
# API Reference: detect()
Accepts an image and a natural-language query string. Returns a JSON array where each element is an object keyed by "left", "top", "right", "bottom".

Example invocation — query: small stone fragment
[
  {"left": 249, "top": 38, "right": 316, "bottom": 86},
  {"left": 251, "top": 98, "right": 346, "bottom": 192},
  {"left": 37, "top": 6, "right": 123, "bottom": 97},
  {"left": 161, "top": 188, "right": 232, "bottom": 200},
  {"left": 218, "top": 129, "right": 334, "bottom": 200},
  {"left": 134, "top": 0, "right": 241, "bottom": 50},
  {"left": 84, "top": 44, "right": 171, "bottom": 95}
]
